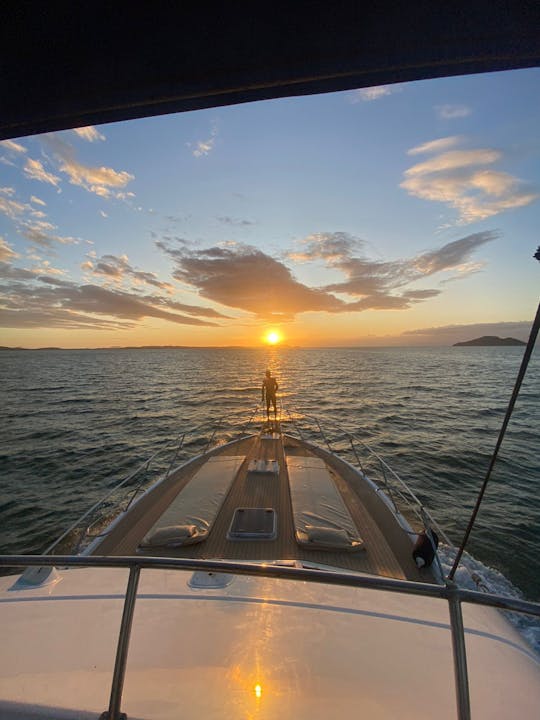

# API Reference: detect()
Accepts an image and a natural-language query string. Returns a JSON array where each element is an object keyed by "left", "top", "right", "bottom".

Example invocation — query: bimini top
[{"left": 1, "top": 3, "right": 540, "bottom": 140}]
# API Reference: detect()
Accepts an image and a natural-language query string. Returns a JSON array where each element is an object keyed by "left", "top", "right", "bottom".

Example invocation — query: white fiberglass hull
[{"left": 0, "top": 566, "right": 538, "bottom": 720}]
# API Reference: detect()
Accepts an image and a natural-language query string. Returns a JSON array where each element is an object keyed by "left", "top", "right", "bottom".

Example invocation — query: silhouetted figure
[{"left": 262, "top": 369, "right": 278, "bottom": 420}]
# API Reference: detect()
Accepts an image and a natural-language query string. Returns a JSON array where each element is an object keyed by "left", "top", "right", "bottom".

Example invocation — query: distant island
[{"left": 453, "top": 336, "right": 526, "bottom": 347}]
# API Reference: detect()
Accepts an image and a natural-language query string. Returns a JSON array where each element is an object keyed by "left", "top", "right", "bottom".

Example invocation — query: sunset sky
[{"left": 1, "top": 68, "right": 539, "bottom": 348}]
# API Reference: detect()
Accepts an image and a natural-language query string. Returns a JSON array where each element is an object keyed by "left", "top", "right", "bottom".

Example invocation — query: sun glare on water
[{"left": 264, "top": 330, "right": 282, "bottom": 345}]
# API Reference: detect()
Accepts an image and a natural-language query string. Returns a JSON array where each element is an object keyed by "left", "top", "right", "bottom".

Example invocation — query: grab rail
[
  {"left": 1, "top": 554, "right": 539, "bottom": 720},
  {"left": 283, "top": 407, "right": 451, "bottom": 547},
  {"left": 45, "top": 404, "right": 436, "bottom": 556},
  {"left": 46, "top": 408, "right": 260, "bottom": 555}
]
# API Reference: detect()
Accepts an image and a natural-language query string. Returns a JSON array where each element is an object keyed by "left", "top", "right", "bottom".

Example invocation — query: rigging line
[{"left": 448, "top": 283, "right": 540, "bottom": 580}]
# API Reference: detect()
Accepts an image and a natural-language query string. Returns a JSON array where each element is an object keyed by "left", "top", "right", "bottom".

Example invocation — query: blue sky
[{"left": 1, "top": 68, "right": 539, "bottom": 347}]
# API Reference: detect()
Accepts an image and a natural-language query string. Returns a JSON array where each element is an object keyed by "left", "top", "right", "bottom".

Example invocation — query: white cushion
[
  {"left": 305, "top": 525, "right": 351, "bottom": 546},
  {"left": 141, "top": 524, "right": 197, "bottom": 547}
]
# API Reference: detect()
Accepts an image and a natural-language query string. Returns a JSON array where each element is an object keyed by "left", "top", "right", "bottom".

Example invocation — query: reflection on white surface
[{"left": 1, "top": 568, "right": 539, "bottom": 719}]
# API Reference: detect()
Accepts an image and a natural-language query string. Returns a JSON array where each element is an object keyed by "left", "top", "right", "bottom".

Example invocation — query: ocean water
[{"left": 1, "top": 346, "right": 539, "bottom": 610}]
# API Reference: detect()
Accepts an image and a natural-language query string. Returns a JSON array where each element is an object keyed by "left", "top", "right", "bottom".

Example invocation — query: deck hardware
[
  {"left": 228, "top": 508, "right": 277, "bottom": 540},
  {"left": 189, "top": 570, "right": 235, "bottom": 588},
  {"left": 248, "top": 458, "right": 279, "bottom": 474},
  {"left": 10, "top": 565, "right": 61, "bottom": 590}
]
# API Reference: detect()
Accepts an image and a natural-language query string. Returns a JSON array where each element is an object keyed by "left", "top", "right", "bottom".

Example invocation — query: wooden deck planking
[{"left": 95, "top": 430, "right": 430, "bottom": 581}]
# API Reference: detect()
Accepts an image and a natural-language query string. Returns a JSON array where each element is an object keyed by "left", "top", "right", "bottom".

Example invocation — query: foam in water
[{"left": 438, "top": 545, "right": 540, "bottom": 656}]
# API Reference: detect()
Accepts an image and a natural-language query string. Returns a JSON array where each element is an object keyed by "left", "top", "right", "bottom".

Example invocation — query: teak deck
[{"left": 94, "top": 428, "right": 430, "bottom": 582}]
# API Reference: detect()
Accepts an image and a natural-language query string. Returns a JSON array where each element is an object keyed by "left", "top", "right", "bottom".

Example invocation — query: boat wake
[{"left": 438, "top": 544, "right": 540, "bottom": 656}]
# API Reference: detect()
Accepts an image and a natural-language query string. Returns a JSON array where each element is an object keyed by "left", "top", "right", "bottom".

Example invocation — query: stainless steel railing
[
  {"left": 282, "top": 407, "right": 451, "bottom": 547},
  {"left": 1, "top": 554, "right": 539, "bottom": 720},
  {"left": 43, "top": 405, "right": 431, "bottom": 558},
  {"left": 45, "top": 408, "right": 261, "bottom": 555}
]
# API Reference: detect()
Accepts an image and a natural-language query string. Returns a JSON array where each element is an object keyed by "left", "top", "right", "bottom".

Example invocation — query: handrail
[
  {"left": 48, "top": 408, "right": 261, "bottom": 555},
  {"left": 2, "top": 554, "right": 540, "bottom": 720},
  {"left": 102, "top": 565, "right": 140, "bottom": 720},
  {"left": 10, "top": 405, "right": 536, "bottom": 718},
  {"left": 2, "top": 554, "right": 539, "bottom": 617},
  {"left": 284, "top": 408, "right": 452, "bottom": 547},
  {"left": 43, "top": 444, "right": 172, "bottom": 555}
]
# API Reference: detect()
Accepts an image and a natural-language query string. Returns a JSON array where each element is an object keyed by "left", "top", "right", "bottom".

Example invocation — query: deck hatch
[
  {"left": 228, "top": 508, "right": 277, "bottom": 540},
  {"left": 248, "top": 458, "right": 279, "bottom": 475}
]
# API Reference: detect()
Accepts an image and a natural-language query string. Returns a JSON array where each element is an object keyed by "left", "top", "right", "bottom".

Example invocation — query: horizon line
[{"left": 0, "top": 341, "right": 524, "bottom": 352}]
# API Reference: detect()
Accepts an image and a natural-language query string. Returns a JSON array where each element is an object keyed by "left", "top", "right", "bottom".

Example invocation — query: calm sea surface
[{"left": 1, "top": 346, "right": 539, "bottom": 606}]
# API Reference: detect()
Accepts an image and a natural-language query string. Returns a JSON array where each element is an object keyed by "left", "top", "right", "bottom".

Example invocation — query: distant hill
[
  {"left": 0, "top": 346, "right": 60, "bottom": 351},
  {"left": 453, "top": 336, "right": 526, "bottom": 347}
]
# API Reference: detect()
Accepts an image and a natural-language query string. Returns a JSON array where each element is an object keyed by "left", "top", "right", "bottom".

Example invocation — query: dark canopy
[{"left": 1, "top": 2, "right": 539, "bottom": 140}]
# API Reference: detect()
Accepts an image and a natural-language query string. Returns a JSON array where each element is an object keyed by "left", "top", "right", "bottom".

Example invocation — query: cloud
[
  {"left": 20, "top": 220, "right": 79, "bottom": 247},
  {"left": 407, "top": 136, "right": 463, "bottom": 155},
  {"left": 25, "top": 251, "right": 43, "bottom": 261},
  {"left": 438, "top": 261, "right": 485, "bottom": 282},
  {"left": 157, "top": 230, "right": 496, "bottom": 320},
  {"left": 161, "top": 242, "right": 349, "bottom": 320},
  {"left": 216, "top": 216, "right": 255, "bottom": 227},
  {"left": 142, "top": 294, "right": 231, "bottom": 319},
  {"left": 30, "top": 195, "right": 47, "bottom": 207},
  {"left": 0, "top": 307, "right": 133, "bottom": 330},
  {"left": 191, "top": 123, "right": 218, "bottom": 157},
  {"left": 401, "top": 138, "right": 538, "bottom": 223},
  {"left": 288, "top": 232, "right": 364, "bottom": 264},
  {"left": 31, "top": 260, "right": 66, "bottom": 277},
  {"left": 0, "top": 238, "right": 18, "bottom": 262},
  {"left": 296, "top": 231, "right": 495, "bottom": 307},
  {"left": 0, "top": 271, "right": 220, "bottom": 330},
  {"left": 0, "top": 139, "right": 27, "bottom": 153},
  {"left": 0, "top": 262, "right": 39, "bottom": 281},
  {"left": 43, "top": 134, "right": 133, "bottom": 198},
  {"left": 193, "top": 140, "right": 214, "bottom": 157},
  {"left": 405, "top": 149, "right": 501, "bottom": 176},
  {"left": 0, "top": 187, "right": 82, "bottom": 253},
  {"left": 436, "top": 104, "right": 471, "bottom": 119},
  {"left": 83, "top": 253, "right": 228, "bottom": 320},
  {"left": 350, "top": 84, "right": 403, "bottom": 102},
  {"left": 165, "top": 214, "right": 190, "bottom": 224},
  {"left": 24, "top": 158, "right": 61, "bottom": 186},
  {"left": 85, "top": 253, "right": 175, "bottom": 293},
  {"left": 347, "top": 294, "right": 412, "bottom": 311},
  {"left": 116, "top": 191, "right": 136, "bottom": 201},
  {"left": 402, "top": 289, "right": 441, "bottom": 300},
  {"left": 73, "top": 126, "right": 106, "bottom": 142},
  {"left": 402, "top": 321, "right": 531, "bottom": 345},
  {"left": 60, "top": 285, "right": 217, "bottom": 325},
  {"left": 0, "top": 195, "right": 26, "bottom": 220},
  {"left": 411, "top": 233, "right": 496, "bottom": 275}
]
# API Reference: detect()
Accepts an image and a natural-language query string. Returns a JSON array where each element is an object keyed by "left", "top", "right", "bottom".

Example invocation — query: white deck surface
[{"left": 0, "top": 567, "right": 539, "bottom": 719}]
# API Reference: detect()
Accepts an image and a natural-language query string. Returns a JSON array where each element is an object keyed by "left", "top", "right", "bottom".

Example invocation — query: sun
[{"left": 264, "top": 330, "right": 282, "bottom": 345}]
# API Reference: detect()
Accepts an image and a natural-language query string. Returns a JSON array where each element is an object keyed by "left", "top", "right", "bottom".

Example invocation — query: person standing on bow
[{"left": 261, "top": 369, "right": 279, "bottom": 420}]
